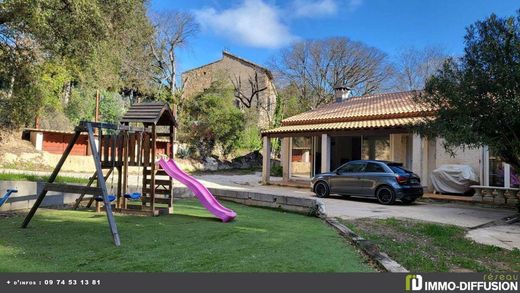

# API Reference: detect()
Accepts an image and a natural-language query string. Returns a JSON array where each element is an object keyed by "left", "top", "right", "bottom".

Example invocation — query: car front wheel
[
  {"left": 314, "top": 181, "right": 330, "bottom": 198},
  {"left": 376, "top": 186, "right": 396, "bottom": 205}
]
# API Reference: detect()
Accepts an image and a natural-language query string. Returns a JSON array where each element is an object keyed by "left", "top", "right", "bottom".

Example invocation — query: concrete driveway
[{"left": 319, "top": 195, "right": 513, "bottom": 228}]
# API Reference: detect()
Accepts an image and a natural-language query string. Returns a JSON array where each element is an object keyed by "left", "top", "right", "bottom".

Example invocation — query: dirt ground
[{"left": 0, "top": 130, "right": 37, "bottom": 155}]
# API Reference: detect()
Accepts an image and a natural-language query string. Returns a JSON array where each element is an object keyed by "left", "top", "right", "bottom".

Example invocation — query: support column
[
  {"left": 411, "top": 134, "right": 423, "bottom": 177},
  {"left": 281, "top": 137, "right": 290, "bottom": 182},
  {"left": 30, "top": 131, "right": 43, "bottom": 151},
  {"left": 482, "top": 146, "right": 490, "bottom": 186},
  {"left": 321, "top": 134, "right": 331, "bottom": 173},
  {"left": 262, "top": 136, "right": 271, "bottom": 184}
]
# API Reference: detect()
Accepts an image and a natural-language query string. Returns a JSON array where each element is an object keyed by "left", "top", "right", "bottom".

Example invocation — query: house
[
  {"left": 181, "top": 51, "right": 277, "bottom": 128},
  {"left": 260, "top": 87, "right": 516, "bottom": 193}
]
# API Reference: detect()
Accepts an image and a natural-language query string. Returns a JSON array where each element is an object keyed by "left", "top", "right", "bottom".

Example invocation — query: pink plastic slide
[{"left": 159, "top": 158, "right": 237, "bottom": 222}]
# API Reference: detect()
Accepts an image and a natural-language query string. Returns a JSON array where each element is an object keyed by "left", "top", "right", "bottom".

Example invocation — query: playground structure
[{"left": 21, "top": 102, "right": 236, "bottom": 247}]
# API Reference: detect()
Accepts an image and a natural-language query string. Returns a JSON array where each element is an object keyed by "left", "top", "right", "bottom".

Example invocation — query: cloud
[
  {"left": 347, "top": 0, "right": 363, "bottom": 11},
  {"left": 194, "top": 0, "right": 297, "bottom": 49},
  {"left": 292, "top": 0, "right": 338, "bottom": 17}
]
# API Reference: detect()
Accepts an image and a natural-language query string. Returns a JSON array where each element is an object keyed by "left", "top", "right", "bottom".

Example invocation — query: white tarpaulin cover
[{"left": 431, "top": 164, "right": 479, "bottom": 194}]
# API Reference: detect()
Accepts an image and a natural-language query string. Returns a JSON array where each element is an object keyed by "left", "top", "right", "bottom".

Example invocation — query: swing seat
[
  {"left": 124, "top": 192, "right": 142, "bottom": 200},
  {"left": 94, "top": 195, "right": 116, "bottom": 202}
]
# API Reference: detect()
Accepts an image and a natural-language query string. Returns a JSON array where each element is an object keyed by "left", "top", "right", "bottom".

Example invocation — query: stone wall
[
  {"left": 0, "top": 180, "right": 320, "bottom": 216},
  {"left": 182, "top": 52, "right": 276, "bottom": 128}
]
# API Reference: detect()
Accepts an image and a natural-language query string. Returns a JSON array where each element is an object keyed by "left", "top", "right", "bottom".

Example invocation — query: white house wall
[{"left": 435, "top": 138, "right": 482, "bottom": 182}]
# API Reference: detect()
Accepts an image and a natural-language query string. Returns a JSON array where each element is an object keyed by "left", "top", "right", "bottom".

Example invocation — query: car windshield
[{"left": 388, "top": 165, "right": 413, "bottom": 175}]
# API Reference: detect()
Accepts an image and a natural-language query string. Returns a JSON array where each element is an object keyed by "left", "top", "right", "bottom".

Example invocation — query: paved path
[{"left": 2, "top": 168, "right": 519, "bottom": 249}]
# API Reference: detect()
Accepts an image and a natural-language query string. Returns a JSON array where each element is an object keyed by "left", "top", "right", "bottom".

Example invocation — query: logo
[
  {"left": 404, "top": 273, "right": 518, "bottom": 292},
  {"left": 405, "top": 274, "right": 423, "bottom": 291}
]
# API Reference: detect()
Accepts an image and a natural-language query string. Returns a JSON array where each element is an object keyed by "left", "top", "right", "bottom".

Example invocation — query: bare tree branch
[
  {"left": 270, "top": 37, "right": 393, "bottom": 110},
  {"left": 150, "top": 10, "right": 199, "bottom": 98}
]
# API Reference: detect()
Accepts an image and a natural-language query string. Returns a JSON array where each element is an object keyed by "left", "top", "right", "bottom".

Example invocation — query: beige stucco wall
[
  {"left": 182, "top": 53, "right": 276, "bottom": 129},
  {"left": 435, "top": 138, "right": 482, "bottom": 177}
]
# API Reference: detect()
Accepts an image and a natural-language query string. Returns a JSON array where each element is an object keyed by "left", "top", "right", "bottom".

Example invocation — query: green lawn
[
  {"left": 0, "top": 173, "right": 89, "bottom": 184},
  {"left": 342, "top": 218, "right": 520, "bottom": 272},
  {"left": 0, "top": 199, "right": 373, "bottom": 272}
]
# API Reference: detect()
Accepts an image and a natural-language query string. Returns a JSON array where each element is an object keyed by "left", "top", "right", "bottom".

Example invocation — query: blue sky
[{"left": 151, "top": 0, "right": 519, "bottom": 74}]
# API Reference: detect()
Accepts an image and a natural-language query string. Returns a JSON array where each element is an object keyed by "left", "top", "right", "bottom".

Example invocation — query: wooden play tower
[{"left": 21, "top": 102, "right": 177, "bottom": 246}]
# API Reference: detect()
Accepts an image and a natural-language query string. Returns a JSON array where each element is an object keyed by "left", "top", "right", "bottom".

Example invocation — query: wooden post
[
  {"left": 96, "top": 127, "right": 103, "bottom": 213},
  {"left": 122, "top": 130, "right": 129, "bottom": 209},
  {"left": 168, "top": 124, "right": 174, "bottom": 214},
  {"left": 87, "top": 123, "right": 121, "bottom": 247},
  {"left": 151, "top": 124, "right": 157, "bottom": 212},
  {"left": 95, "top": 90, "right": 100, "bottom": 135},
  {"left": 141, "top": 131, "right": 148, "bottom": 207},
  {"left": 22, "top": 130, "right": 82, "bottom": 228}
]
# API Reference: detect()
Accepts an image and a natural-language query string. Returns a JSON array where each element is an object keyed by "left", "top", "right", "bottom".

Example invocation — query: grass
[
  {"left": 0, "top": 173, "right": 89, "bottom": 184},
  {"left": 341, "top": 218, "right": 520, "bottom": 272},
  {"left": 0, "top": 199, "right": 373, "bottom": 272}
]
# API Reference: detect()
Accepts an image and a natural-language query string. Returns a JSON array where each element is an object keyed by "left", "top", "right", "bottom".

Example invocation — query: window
[
  {"left": 365, "top": 163, "right": 386, "bottom": 173},
  {"left": 337, "top": 162, "right": 366, "bottom": 174},
  {"left": 389, "top": 165, "right": 412, "bottom": 175}
]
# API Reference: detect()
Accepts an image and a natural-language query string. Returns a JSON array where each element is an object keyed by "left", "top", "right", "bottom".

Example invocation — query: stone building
[{"left": 181, "top": 51, "right": 277, "bottom": 128}]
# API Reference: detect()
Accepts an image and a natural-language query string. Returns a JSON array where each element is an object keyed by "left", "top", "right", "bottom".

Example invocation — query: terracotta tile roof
[
  {"left": 262, "top": 117, "right": 428, "bottom": 135},
  {"left": 262, "top": 90, "right": 434, "bottom": 135},
  {"left": 281, "top": 90, "right": 432, "bottom": 126}
]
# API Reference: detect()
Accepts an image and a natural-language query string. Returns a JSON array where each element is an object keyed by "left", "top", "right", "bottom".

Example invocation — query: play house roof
[
  {"left": 262, "top": 90, "right": 435, "bottom": 136},
  {"left": 121, "top": 102, "right": 176, "bottom": 126}
]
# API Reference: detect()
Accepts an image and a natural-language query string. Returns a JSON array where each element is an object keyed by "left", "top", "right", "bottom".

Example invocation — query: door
[
  {"left": 329, "top": 162, "right": 367, "bottom": 195},
  {"left": 360, "top": 162, "right": 388, "bottom": 196}
]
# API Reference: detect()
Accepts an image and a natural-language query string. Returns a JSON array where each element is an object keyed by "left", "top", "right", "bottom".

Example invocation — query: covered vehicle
[{"left": 430, "top": 164, "right": 479, "bottom": 194}]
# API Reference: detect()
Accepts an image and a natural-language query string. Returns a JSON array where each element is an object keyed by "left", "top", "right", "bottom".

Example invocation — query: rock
[{"left": 203, "top": 157, "right": 218, "bottom": 171}]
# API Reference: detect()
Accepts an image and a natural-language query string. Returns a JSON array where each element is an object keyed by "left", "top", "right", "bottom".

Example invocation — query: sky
[{"left": 151, "top": 0, "right": 519, "bottom": 75}]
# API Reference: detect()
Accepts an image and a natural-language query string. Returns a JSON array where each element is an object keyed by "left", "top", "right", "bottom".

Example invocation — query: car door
[
  {"left": 330, "top": 162, "right": 367, "bottom": 195},
  {"left": 360, "top": 162, "right": 388, "bottom": 196}
]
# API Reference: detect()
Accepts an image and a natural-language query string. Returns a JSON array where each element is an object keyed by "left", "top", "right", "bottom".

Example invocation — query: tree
[
  {"left": 392, "top": 46, "right": 447, "bottom": 91},
  {"left": 415, "top": 11, "right": 520, "bottom": 173},
  {"left": 231, "top": 72, "right": 267, "bottom": 109},
  {"left": 271, "top": 37, "right": 393, "bottom": 110},
  {"left": 179, "top": 81, "right": 245, "bottom": 158},
  {"left": 0, "top": 0, "right": 155, "bottom": 129},
  {"left": 150, "top": 10, "right": 199, "bottom": 101}
]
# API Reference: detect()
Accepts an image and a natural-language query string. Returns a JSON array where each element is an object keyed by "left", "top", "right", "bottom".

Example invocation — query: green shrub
[{"left": 270, "top": 164, "right": 283, "bottom": 177}]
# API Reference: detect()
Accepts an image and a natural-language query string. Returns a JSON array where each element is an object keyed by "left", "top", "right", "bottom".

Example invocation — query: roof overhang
[{"left": 262, "top": 117, "right": 431, "bottom": 137}]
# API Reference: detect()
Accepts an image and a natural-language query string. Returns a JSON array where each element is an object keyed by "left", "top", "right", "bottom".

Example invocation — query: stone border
[
  {"left": 209, "top": 188, "right": 321, "bottom": 216},
  {"left": 324, "top": 217, "right": 408, "bottom": 273}
]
